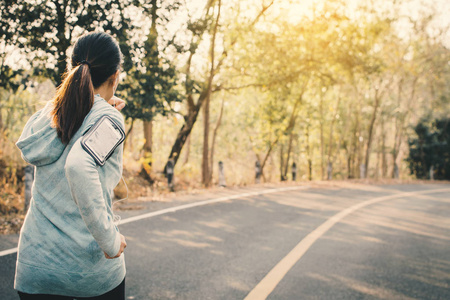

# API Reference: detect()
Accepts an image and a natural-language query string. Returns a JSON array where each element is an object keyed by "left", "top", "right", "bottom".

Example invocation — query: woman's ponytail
[
  {"left": 50, "top": 32, "right": 122, "bottom": 144},
  {"left": 52, "top": 63, "right": 94, "bottom": 144}
]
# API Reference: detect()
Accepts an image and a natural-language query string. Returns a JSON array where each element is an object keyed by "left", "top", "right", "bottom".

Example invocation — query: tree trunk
[
  {"left": 343, "top": 98, "right": 355, "bottom": 179},
  {"left": 279, "top": 89, "right": 306, "bottom": 180},
  {"left": 347, "top": 156, "right": 352, "bottom": 179},
  {"left": 123, "top": 119, "right": 135, "bottom": 150},
  {"left": 209, "top": 98, "right": 225, "bottom": 184},
  {"left": 279, "top": 144, "right": 285, "bottom": 181},
  {"left": 140, "top": 0, "right": 158, "bottom": 175},
  {"left": 166, "top": 100, "right": 205, "bottom": 168},
  {"left": 260, "top": 137, "right": 279, "bottom": 181},
  {"left": 392, "top": 77, "right": 417, "bottom": 178},
  {"left": 352, "top": 83, "right": 364, "bottom": 178},
  {"left": 375, "top": 127, "right": 382, "bottom": 179},
  {"left": 306, "top": 121, "right": 312, "bottom": 181},
  {"left": 201, "top": 1, "right": 221, "bottom": 187},
  {"left": 349, "top": 122, "right": 358, "bottom": 178},
  {"left": 327, "top": 93, "right": 341, "bottom": 169},
  {"left": 54, "top": 0, "right": 69, "bottom": 85},
  {"left": 381, "top": 117, "right": 387, "bottom": 178},
  {"left": 143, "top": 120, "right": 153, "bottom": 164},
  {"left": 0, "top": 106, "right": 3, "bottom": 132},
  {"left": 364, "top": 86, "right": 382, "bottom": 177},
  {"left": 183, "top": 135, "right": 191, "bottom": 165},
  {"left": 319, "top": 93, "right": 325, "bottom": 180},
  {"left": 356, "top": 113, "right": 363, "bottom": 177},
  {"left": 283, "top": 132, "right": 294, "bottom": 180},
  {"left": 202, "top": 93, "right": 211, "bottom": 186}
]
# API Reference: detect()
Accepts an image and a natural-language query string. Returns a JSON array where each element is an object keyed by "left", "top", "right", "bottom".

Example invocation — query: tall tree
[
  {"left": 118, "top": 0, "right": 181, "bottom": 175},
  {"left": 201, "top": 0, "right": 221, "bottom": 187},
  {"left": 164, "top": 0, "right": 275, "bottom": 175}
]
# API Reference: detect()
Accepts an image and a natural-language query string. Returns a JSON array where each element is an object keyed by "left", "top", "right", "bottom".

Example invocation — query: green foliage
[
  {"left": 1, "top": 0, "right": 134, "bottom": 85},
  {"left": 407, "top": 118, "right": 450, "bottom": 180},
  {"left": 119, "top": 34, "right": 181, "bottom": 121},
  {"left": 1, "top": 0, "right": 449, "bottom": 185},
  {"left": 0, "top": 66, "right": 24, "bottom": 91},
  {"left": 116, "top": 0, "right": 182, "bottom": 123}
]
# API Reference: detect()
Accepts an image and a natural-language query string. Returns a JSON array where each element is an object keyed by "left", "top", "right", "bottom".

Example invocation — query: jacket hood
[{"left": 16, "top": 101, "right": 66, "bottom": 166}]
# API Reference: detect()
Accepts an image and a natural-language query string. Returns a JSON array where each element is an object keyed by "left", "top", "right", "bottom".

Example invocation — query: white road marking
[
  {"left": 0, "top": 186, "right": 308, "bottom": 257},
  {"left": 0, "top": 247, "right": 18, "bottom": 257},
  {"left": 119, "top": 186, "right": 307, "bottom": 225},
  {"left": 244, "top": 187, "right": 450, "bottom": 300}
]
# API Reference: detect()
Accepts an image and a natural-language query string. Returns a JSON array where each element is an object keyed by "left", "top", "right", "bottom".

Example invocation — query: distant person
[
  {"left": 14, "top": 32, "right": 127, "bottom": 299},
  {"left": 292, "top": 162, "right": 297, "bottom": 181},
  {"left": 255, "top": 161, "right": 262, "bottom": 183},
  {"left": 218, "top": 161, "right": 226, "bottom": 187},
  {"left": 327, "top": 162, "right": 332, "bottom": 180},
  {"left": 166, "top": 158, "right": 175, "bottom": 192}
]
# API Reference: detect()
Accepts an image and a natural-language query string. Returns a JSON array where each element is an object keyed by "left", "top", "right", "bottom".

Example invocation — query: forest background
[{"left": 0, "top": 0, "right": 449, "bottom": 221}]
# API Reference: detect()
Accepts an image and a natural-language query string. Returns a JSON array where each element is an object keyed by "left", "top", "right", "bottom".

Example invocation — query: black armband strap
[{"left": 81, "top": 116, "right": 125, "bottom": 166}]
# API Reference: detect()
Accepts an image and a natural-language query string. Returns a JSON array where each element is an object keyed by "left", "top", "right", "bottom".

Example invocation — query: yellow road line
[{"left": 244, "top": 188, "right": 450, "bottom": 300}]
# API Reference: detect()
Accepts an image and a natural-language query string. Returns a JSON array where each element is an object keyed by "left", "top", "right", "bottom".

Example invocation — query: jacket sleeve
[{"left": 65, "top": 138, "right": 121, "bottom": 257}]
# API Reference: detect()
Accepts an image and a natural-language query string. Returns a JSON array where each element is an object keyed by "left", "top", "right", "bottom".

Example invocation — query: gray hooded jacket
[{"left": 14, "top": 94, "right": 126, "bottom": 297}]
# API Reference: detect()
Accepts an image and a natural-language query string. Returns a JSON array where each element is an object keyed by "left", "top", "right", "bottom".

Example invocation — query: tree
[
  {"left": 230, "top": 2, "right": 358, "bottom": 180},
  {"left": 407, "top": 118, "right": 450, "bottom": 180},
  {"left": 201, "top": 0, "right": 221, "bottom": 187},
  {"left": 164, "top": 0, "right": 275, "bottom": 185},
  {"left": 118, "top": 0, "right": 181, "bottom": 176},
  {"left": 3, "top": 0, "right": 134, "bottom": 85}
]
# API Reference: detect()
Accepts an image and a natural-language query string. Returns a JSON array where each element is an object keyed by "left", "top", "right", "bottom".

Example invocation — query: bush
[{"left": 407, "top": 118, "right": 450, "bottom": 180}]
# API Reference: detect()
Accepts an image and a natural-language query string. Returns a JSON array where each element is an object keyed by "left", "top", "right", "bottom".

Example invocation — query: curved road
[{"left": 1, "top": 183, "right": 449, "bottom": 299}]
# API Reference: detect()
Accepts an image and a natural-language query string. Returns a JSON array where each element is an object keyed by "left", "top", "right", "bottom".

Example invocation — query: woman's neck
[{"left": 94, "top": 85, "right": 113, "bottom": 101}]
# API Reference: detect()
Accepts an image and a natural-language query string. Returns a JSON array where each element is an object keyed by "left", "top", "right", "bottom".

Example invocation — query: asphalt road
[{"left": 0, "top": 183, "right": 449, "bottom": 300}]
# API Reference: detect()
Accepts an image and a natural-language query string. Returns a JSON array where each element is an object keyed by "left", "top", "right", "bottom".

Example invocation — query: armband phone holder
[{"left": 81, "top": 116, "right": 125, "bottom": 166}]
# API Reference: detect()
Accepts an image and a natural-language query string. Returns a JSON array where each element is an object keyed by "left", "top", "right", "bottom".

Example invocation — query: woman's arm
[{"left": 65, "top": 138, "right": 123, "bottom": 258}]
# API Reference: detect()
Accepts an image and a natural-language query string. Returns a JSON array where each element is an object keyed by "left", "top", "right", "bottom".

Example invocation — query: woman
[{"left": 14, "top": 32, "right": 127, "bottom": 299}]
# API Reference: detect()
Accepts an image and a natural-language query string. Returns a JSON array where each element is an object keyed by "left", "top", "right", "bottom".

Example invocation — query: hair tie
[{"left": 80, "top": 60, "right": 91, "bottom": 68}]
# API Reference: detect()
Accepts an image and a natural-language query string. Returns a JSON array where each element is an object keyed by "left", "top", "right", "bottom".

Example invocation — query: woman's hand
[
  {"left": 104, "top": 234, "right": 127, "bottom": 259},
  {"left": 108, "top": 96, "right": 126, "bottom": 112}
]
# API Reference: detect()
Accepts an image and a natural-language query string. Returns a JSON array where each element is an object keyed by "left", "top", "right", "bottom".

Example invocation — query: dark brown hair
[{"left": 51, "top": 32, "right": 122, "bottom": 144}]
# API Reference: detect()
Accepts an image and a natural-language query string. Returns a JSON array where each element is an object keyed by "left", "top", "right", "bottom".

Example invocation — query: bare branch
[{"left": 212, "top": 83, "right": 264, "bottom": 92}]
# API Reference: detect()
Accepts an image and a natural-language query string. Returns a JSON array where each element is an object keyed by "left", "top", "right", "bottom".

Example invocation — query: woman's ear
[
  {"left": 112, "top": 70, "right": 120, "bottom": 92},
  {"left": 111, "top": 70, "right": 120, "bottom": 85}
]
